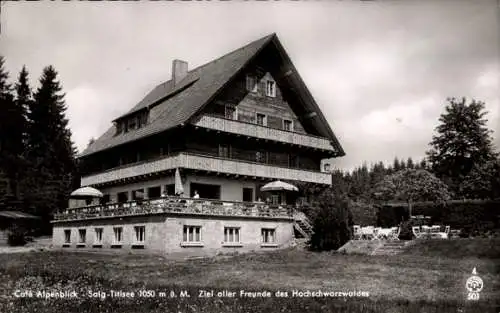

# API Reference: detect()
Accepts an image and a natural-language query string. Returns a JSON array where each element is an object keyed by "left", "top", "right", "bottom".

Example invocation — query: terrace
[{"left": 52, "top": 196, "right": 296, "bottom": 222}]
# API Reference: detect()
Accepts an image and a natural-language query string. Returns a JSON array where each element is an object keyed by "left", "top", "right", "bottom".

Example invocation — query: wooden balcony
[
  {"left": 81, "top": 152, "right": 332, "bottom": 186},
  {"left": 192, "top": 115, "right": 336, "bottom": 152},
  {"left": 52, "top": 196, "right": 294, "bottom": 222}
]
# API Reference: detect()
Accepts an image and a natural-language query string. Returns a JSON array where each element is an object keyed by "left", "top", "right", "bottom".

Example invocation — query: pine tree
[
  {"left": 406, "top": 157, "right": 415, "bottom": 169},
  {"left": 393, "top": 157, "right": 402, "bottom": 172},
  {"left": 426, "top": 97, "right": 498, "bottom": 195},
  {"left": 0, "top": 57, "right": 26, "bottom": 206},
  {"left": 25, "top": 66, "right": 76, "bottom": 224}
]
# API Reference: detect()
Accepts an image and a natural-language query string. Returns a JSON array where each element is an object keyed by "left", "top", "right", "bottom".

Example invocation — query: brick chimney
[{"left": 172, "top": 59, "right": 188, "bottom": 85}]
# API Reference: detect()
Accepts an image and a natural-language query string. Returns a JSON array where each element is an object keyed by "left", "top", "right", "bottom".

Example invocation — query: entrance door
[{"left": 242, "top": 188, "right": 254, "bottom": 202}]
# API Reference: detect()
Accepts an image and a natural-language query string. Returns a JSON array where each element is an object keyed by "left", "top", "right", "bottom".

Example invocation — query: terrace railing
[
  {"left": 81, "top": 152, "right": 332, "bottom": 186},
  {"left": 53, "top": 196, "right": 295, "bottom": 222},
  {"left": 193, "top": 114, "right": 336, "bottom": 152}
]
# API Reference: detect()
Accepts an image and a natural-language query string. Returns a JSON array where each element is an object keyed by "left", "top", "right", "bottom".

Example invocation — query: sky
[{"left": 1, "top": 1, "right": 499, "bottom": 171}]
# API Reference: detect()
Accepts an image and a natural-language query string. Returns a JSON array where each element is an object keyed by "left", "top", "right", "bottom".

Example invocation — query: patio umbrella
[
  {"left": 70, "top": 187, "right": 103, "bottom": 198},
  {"left": 260, "top": 180, "right": 299, "bottom": 192},
  {"left": 174, "top": 168, "right": 184, "bottom": 195}
]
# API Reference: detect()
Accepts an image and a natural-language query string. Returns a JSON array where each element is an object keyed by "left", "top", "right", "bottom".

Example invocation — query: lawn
[{"left": 0, "top": 239, "right": 499, "bottom": 313}]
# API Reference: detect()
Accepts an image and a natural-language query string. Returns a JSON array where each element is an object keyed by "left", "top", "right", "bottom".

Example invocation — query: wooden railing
[
  {"left": 81, "top": 152, "right": 332, "bottom": 186},
  {"left": 193, "top": 115, "right": 336, "bottom": 152},
  {"left": 53, "top": 196, "right": 294, "bottom": 222}
]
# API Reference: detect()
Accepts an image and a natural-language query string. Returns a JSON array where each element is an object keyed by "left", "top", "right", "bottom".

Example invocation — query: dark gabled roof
[
  {"left": 80, "top": 33, "right": 345, "bottom": 158},
  {"left": 80, "top": 34, "right": 274, "bottom": 157}
]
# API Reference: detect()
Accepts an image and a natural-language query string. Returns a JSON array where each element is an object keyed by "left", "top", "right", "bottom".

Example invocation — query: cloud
[{"left": 2, "top": 1, "right": 499, "bottom": 170}]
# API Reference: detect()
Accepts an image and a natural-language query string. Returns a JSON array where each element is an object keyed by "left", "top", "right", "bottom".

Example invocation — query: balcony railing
[
  {"left": 53, "top": 196, "right": 294, "bottom": 222},
  {"left": 81, "top": 152, "right": 332, "bottom": 186},
  {"left": 193, "top": 114, "right": 336, "bottom": 152}
]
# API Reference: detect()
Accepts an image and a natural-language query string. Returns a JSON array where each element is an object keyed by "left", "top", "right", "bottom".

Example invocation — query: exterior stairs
[
  {"left": 371, "top": 240, "right": 411, "bottom": 256},
  {"left": 293, "top": 211, "right": 313, "bottom": 240}
]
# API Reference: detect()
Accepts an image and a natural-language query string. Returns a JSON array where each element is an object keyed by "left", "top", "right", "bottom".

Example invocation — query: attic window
[
  {"left": 266, "top": 80, "right": 276, "bottom": 97},
  {"left": 246, "top": 75, "right": 258, "bottom": 93}
]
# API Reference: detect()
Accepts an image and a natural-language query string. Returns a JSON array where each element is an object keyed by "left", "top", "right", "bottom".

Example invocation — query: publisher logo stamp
[{"left": 466, "top": 267, "right": 483, "bottom": 300}]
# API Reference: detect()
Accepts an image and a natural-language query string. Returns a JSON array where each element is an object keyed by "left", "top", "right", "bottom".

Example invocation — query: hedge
[{"left": 375, "top": 199, "right": 500, "bottom": 234}]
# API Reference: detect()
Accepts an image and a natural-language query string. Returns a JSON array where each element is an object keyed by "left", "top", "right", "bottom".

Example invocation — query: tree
[
  {"left": 393, "top": 157, "right": 402, "bottom": 172},
  {"left": 0, "top": 57, "right": 26, "bottom": 205},
  {"left": 426, "top": 97, "right": 498, "bottom": 195},
  {"left": 309, "top": 186, "right": 353, "bottom": 251},
  {"left": 373, "top": 169, "right": 451, "bottom": 218},
  {"left": 406, "top": 157, "right": 415, "bottom": 169},
  {"left": 25, "top": 66, "right": 77, "bottom": 223},
  {"left": 459, "top": 157, "right": 500, "bottom": 200}
]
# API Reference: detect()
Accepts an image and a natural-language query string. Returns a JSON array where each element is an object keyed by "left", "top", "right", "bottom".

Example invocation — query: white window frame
[
  {"left": 64, "top": 229, "right": 71, "bottom": 244},
  {"left": 78, "top": 229, "right": 86, "bottom": 245},
  {"left": 113, "top": 227, "right": 123, "bottom": 245},
  {"left": 265, "top": 80, "right": 276, "bottom": 97},
  {"left": 181, "top": 225, "right": 203, "bottom": 247},
  {"left": 261, "top": 228, "right": 277, "bottom": 247},
  {"left": 246, "top": 75, "right": 258, "bottom": 93},
  {"left": 94, "top": 228, "right": 103, "bottom": 245},
  {"left": 255, "top": 113, "right": 267, "bottom": 126},
  {"left": 282, "top": 119, "right": 293, "bottom": 131},
  {"left": 133, "top": 225, "right": 146, "bottom": 245},
  {"left": 223, "top": 227, "right": 242, "bottom": 247}
]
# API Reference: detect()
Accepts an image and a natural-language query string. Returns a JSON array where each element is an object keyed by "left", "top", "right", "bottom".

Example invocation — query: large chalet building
[{"left": 52, "top": 33, "right": 345, "bottom": 255}]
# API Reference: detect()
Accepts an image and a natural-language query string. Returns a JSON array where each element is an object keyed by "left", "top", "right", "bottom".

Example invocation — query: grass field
[{"left": 0, "top": 239, "right": 499, "bottom": 313}]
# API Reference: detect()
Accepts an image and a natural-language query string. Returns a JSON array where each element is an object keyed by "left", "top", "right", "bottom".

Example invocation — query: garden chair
[
  {"left": 412, "top": 226, "right": 422, "bottom": 239},
  {"left": 444, "top": 225, "right": 450, "bottom": 234},
  {"left": 391, "top": 227, "right": 401, "bottom": 240},
  {"left": 421, "top": 225, "right": 430, "bottom": 234},
  {"left": 361, "top": 226, "right": 375, "bottom": 240},
  {"left": 353, "top": 225, "right": 361, "bottom": 240},
  {"left": 431, "top": 225, "right": 441, "bottom": 233}
]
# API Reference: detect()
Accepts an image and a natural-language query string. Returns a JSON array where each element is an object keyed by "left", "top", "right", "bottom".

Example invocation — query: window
[
  {"left": 133, "top": 189, "right": 144, "bottom": 201},
  {"left": 283, "top": 119, "right": 293, "bottom": 131},
  {"left": 224, "top": 227, "right": 240, "bottom": 244},
  {"left": 256, "top": 151, "right": 267, "bottom": 163},
  {"left": 94, "top": 228, "right": 103, "bottom": 246},
  {"left": 225, "top": 105, "right": 237, "bottom": 120},
  {"left": 183, "top": 225, "right": 201, "bottom": 243},
  {"left": 116, "top": 122, "right": 123, "bottom": 135},
  {"left": 113, "top": 227, "right": 123, "bottom": 243},
  {"left": 164, "top": 184, "right": 175, "bottom": 196},
  {"left": 134, "top": 226, "right": 145, "bottom": 243},
  {"left": 288, "top": 154, "right": 299, "bottom": 168},
  {"left": 218, "top": 144, "right": 230, "bottom": 158},
  {"left": 117, "top": 192, "right": 128, "bottom": 203},
  {"left": 148, "top": 186, "right": 161, "bottom": 198},
  {"left": 323, "top": 163, "right": 331, "bottom": 172},
  {"left": 101, "top": 194, "right": 110, "bottom": 205},
  {"left": 242, "top": 188, "right": 253, "bottom": 202},
  {"left": 78, "top": 229, "right": 86, "bottom": 244},
  {"left": 271, "top": 195, "right": 279, "bottom": 205},
  {"left": 246, "top": 75, "right": 258, "bottom": 92},
  {"left": 261, "top": 228, "right": 276, "bottom": 243},
  {"left": 256, "top": 113, "right": 267, "bottom": 126},
  {"left": 266, "top": 80, "right": 276, "bottom": 97},
  {"left": 128, "top": 118, "right": 137, "bottom": 131},
  {"left": 64, "top": 229, "right": 71, "bottom": 244}
]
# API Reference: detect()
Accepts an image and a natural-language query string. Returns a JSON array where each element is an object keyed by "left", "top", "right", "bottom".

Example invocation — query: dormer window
[
  {"left": 266, "top": 80, "right": 276, "bottom": 97},
  {"left": 128, "top": 118, "right": 137, "bottom": 130},
  {"left": 246, "top": 75, "right": 258, "bottom": 93},
  {"left": 115, "top": 111, "right": 149, "bottom": 135}
]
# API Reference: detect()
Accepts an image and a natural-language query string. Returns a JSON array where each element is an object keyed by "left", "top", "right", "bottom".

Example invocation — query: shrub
[
  {"left": 7, "top": 226, "right": 27, "bottom": 246},
  {"left": 309, "top": 189, "right": 353, "bottom": 251}
]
